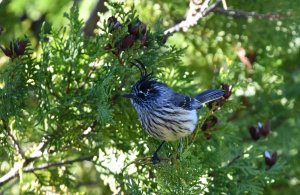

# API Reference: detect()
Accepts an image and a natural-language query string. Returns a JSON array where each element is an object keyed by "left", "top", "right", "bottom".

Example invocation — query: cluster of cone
[
  {"left": 249, "top": 121, "right": 271, "bottom": 141},
  {"left": 264, "top": 150, "right": 278, "bottom": 168},
  {"left": 200, "top": 84, "right": 232, "bottom": 140},
  {"left": 201, "top": 84, "right": 277, "bottom": 168},
  {"left": 0, "top": 39, "right": 28, "bottom": 59},
  {"left": 249, "top": 120, "right": 277, "bottom": 168},
  {"left": 105, "top": 16, "right": 148, "bottom": 55},
  {"left": 201, "top": 84, "right": 233, "bottom": 132}
]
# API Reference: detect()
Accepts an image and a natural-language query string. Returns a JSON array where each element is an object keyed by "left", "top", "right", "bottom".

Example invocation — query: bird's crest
[{"left": 131, "top": 59, "right": 154, "bottom": 83}]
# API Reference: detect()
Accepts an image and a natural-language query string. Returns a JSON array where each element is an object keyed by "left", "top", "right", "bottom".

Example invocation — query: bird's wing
[
  {"left": 170, "top": 93, "right": 201, "bottom": 110},
  {"left": 193, "top": 89, "right": 224, "bottom": 104}
]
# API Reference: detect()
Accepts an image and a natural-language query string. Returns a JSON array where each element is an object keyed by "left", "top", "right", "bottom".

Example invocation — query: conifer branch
[
  {"left": 213, "top": 7, "right": 283, "bottom": 20},
  {"left": 76, "top": 59, "right": 98, "bottom": 93},
  {"left": 0, "top": 120, "right": 97, "bottom": 187},
  {"left": 0, "top": 155, "right": 94, "bottom": 186},
  {"left": 0, "top": 136, "right": 49, "bottom": 186},
  {"left": 24, "top": 156, "right": 94, "bottom": 173}
]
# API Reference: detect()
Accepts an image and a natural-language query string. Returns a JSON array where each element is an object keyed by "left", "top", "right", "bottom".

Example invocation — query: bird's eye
[{"left": 137, "top": 90, "right": 146, "bottom": 98}]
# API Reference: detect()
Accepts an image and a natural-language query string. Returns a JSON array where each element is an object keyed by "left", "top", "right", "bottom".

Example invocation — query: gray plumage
[{"left": 125, "top": 72, "right": 224, "bottom": 141}]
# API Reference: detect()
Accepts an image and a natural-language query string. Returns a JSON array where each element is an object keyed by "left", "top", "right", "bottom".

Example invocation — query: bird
[{"left": 124, "top": 60, "right": 224, "bottom": 163}]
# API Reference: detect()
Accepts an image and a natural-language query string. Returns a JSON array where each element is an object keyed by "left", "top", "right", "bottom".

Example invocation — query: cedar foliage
[{"left": 0, "top": 1, "right": 300, "bottom": 194}]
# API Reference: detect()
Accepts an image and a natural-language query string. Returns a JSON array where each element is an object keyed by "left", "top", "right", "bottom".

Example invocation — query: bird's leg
[
  {"left": 152, "top": 141, "right": 165, "bottom": 164},
  {"left": 176, "top": 138, "right": 183, "bottom": 160}
]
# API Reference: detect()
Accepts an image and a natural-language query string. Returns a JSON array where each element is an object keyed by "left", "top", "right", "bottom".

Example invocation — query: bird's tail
[{"left": 194, "top": 89, "right": 224, "bottom": 104}]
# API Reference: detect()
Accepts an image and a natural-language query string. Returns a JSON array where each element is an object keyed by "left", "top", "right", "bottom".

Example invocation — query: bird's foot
[{"left": 151, "top": 152, "right": 161, "bottom": 164}]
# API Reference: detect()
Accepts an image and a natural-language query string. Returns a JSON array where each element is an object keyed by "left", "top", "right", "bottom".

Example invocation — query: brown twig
[
  {"left": 225, "top": 154, "right": 242, "bottom": 167},
  {"left": 0, "top": 155, "right": 94, "bottom": 186},
  {"left": 224, "top": 150, "right": 250, "bottom": 168},
  {"left": 75, "top": 59, "right": 98, "bottom": 94},
  {"left": 24, "top": 156, "right": 94, "bottom": 173}
]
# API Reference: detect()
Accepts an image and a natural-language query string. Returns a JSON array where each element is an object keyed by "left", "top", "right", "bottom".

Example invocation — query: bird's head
[{"left": 124, "top": 60, "right": 164, "bottom": 108}]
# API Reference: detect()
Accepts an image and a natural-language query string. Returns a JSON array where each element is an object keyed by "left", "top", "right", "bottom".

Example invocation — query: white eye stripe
[{"left": 138, "top": 89, "right": 150, "bottom": 96}]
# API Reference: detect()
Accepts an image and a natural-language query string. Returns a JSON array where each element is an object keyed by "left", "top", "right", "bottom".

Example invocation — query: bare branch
[
  {"left": 24, "top": 156, "right": 94, "bottom": 173},
  {"left": 27, "top": 136, "right": 48, "bottom": 160},
  {"left": 1, "top": 119, "right": 96, "bottom": 186},
  {"left": 164, "top": 0, "right": 222, "bottom": 35},
  {"left": 164, "top": 0, "right": 283, "bottom": 36},
  {"left": 0, "top": 136, "right": 49, "bottom": 186},
  {"left": 0, "top": 120, "right": 97, "bottom": 187},
  {"left": 0, "top": 155, "right": 94, "bottom": 186},
  {"left": 213, "top": 7, "right": 283, "bottom": 20},
  {"left": 0, "top": 162, "right": 24, "bottom": 186}
]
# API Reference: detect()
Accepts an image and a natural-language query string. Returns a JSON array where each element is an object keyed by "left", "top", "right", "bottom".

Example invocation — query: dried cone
[
  {"left": 259, "top": 120, "right": 271, "bottom": 137},
  {"left": 222, "top": 84, "right": 233, "bottom": 99},
  {"left": 249, "top": 126, "right": 260, "bottom": 141},
  {"left": 264, "top": 151, "right": 278, "bottom": 167},
  {"left": 128, "top": 21, "right": 141, "bottom": 36},
  {"left": 14, "top": 40, "right": 28, "bottom": 55},
  {"left": 119, "top": 34, "right": 135, "bottom": 50},
  {"left": 201, "top": 115, "right": 218, "bottom": 131},
  {"left": 108, "top": 16, "right": 121, "bottom": 32},
  {"left": 208, "top": 84, "right": 232, "bottom": 110}
]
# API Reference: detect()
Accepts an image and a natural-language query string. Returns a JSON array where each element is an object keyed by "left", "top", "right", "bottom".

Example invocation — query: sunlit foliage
[{"left": 0, "top": 0, "right": 300, "bottom": 194}]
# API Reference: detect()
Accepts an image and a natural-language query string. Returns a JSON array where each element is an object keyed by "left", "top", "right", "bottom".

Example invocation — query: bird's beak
[{"left": 123, "top": 93, "right": 135, "bottom": 99}]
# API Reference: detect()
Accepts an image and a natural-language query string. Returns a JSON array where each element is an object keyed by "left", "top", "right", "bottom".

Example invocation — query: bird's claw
[{"left": 152, "top": 152, "right": 160, "bottom": 164}]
